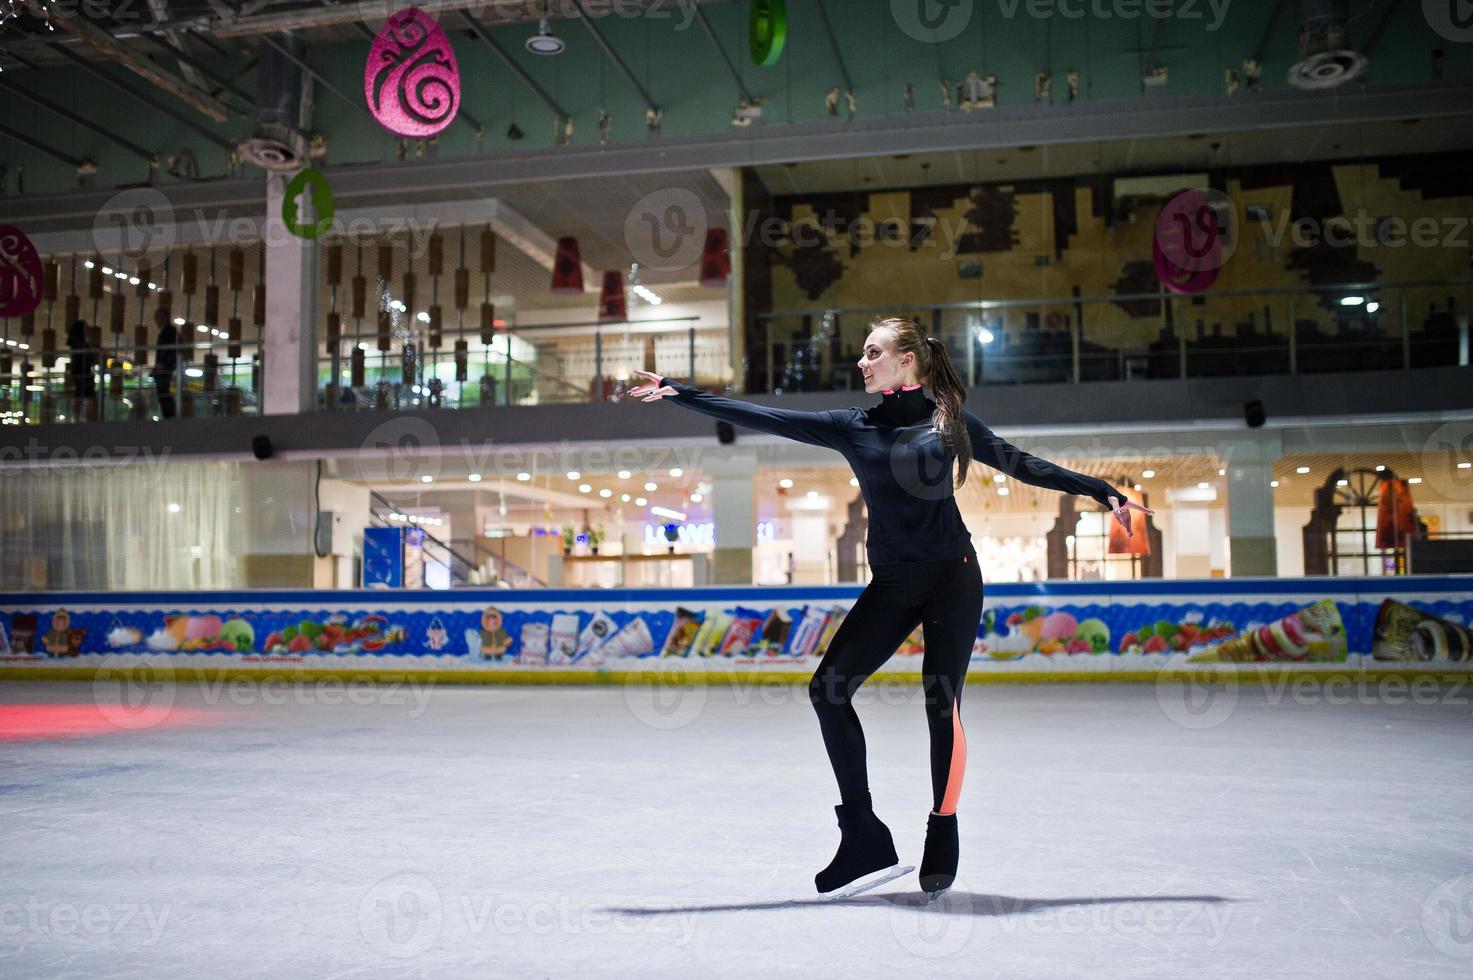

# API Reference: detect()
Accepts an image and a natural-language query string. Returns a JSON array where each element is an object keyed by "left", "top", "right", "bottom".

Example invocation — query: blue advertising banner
[{"left": 2, "top": 577, "right": 1470, "bottom": 677}]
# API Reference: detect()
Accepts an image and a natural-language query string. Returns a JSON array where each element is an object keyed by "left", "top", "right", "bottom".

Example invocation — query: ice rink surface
[{"left": 3, "top": 675, "right": 1473, "bottom": 979}]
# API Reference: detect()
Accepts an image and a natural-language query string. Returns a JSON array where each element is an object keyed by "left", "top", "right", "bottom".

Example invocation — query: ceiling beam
[
  {"left": 211, "top": 0, "right": 731, "bottom": 39},
  {"left": 0, "top": 79, "right": 160, "bottom": 164},
  {"left": 7, "top": 81, "right": 1473, "bottom": 225},
  {"left": 570, "top": 0, "right": 659, "bottom": 117},
  {"left": 16, "top": 0, "right": 233, "bottom": 122}
]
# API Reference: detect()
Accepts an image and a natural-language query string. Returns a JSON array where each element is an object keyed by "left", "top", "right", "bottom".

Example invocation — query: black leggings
[{"left": 808, "top": 548, "right": 984, "bottom": 815}]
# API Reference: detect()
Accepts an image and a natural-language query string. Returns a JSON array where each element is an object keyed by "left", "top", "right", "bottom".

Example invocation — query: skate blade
[
  {"left": 819, "top": 864, "right": 914, "bottom": 900},
  {"left": 920, "top": 884, "right": 952, "bottom": 905}
]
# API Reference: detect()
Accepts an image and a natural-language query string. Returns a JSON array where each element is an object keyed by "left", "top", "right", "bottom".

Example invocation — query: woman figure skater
[{"left": 628, "top": 316, "right": 1151, "bottom": 900}]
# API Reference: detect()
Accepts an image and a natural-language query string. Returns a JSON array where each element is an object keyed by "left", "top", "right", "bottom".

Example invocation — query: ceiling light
[
  {"left": 806, "top": 490, "right": 818, "bottom": 499},
  {"left": 567, "top": 470, "right": 580, "bottom": 480},
  {"left": 1296, "top": 466, "right": 1310, "bottom": 474},
  {"left": 617, "top": 470, "right": 631, "bottom": 479},
  {"left": 992, "top": 474, "right": 1005, "bottom": 483},
  {"left": 1409, "top": 477, "right": 1423, "bottom": 484},
  {"left": 690, "top": 493, "right": 703, "bottom": 502},
  {"left": 644, "top": 481, "right": 657, "bottom": 491},
  {"left": 1336, "top": 479, "right": 1348, "bottom": 486},
  {"left": 1459, "top": 462, "right": 1472, "bottom": 470},
  {"left": 1270, "top": 480, "right": 1279, "bottom": 487},
  {"left": 579, "top": 484, "right": 592, "bottom": 493},
  {"left": 421, "top": 475, "right": 433, "bottom": 484},
  {"left": 669, "top": 467, "right": 683, "bottom": 477},
  {"left": 468, "top": 474, "right": 482, "bottom": 483},
  {"left": 525, "top": 17, "right": 565, "bottom": 55},
  {"left": 997, "top": 487, "right": 1009, "bottom": 496},
  {"left": 779, "top": 478, "right": 793, "bottom": 489},
  {"left": 635, "top": 496, "right": 647, "bottom": 506},
  {"left": 849, "top": 477, "right": 859, "bottom": 487},
  {"left": 1142, "top": 470, "right": 1155, "bottom": 479},
  {"left": 1198, "top": 482, "right": 1210, "bottom": 489},
  {"left": 599, "top": 488, "right": 612, "bottom": 498},
  {"left": 517, "top": 472, "right": 531, "bottom": 481},
  {"left": 620, "top": 493, "right": 630, "bottom": 502}
]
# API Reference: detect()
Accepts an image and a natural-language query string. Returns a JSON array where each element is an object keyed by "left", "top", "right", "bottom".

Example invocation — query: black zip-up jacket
[{"left": 656, "top": 377, "right": 1125, "bottom": 564}]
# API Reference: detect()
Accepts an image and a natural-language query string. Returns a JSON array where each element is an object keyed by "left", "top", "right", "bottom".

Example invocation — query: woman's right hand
[{"left": 628, "top": 369, "right": 675, "bottom": 402}]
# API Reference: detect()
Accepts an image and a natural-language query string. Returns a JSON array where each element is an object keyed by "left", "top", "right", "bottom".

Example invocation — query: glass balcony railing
[
  {"left": 751, "top": 279, "right": 1471, "bottom": 393},
  {"left": 0, "top": 339, "right": 261, "bottom": 425}
]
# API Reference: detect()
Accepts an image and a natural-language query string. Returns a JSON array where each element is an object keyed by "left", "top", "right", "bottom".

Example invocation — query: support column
[
  {"left": 1224, "top": 432, "right": 1283, "bottom": 578},
  {"left": 706, "top": 452, "right": 757, "bottom": 584},
  {"left": 262, "top": 171, "right": 319, "bottom": 415},
  {"left": 786, "top": 493, "right": 833, "bottom": 585}
]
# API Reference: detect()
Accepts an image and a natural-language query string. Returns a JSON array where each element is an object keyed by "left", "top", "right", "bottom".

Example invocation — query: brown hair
[{"left": 869, "top": 316, "right": 973, "bottom": 488}]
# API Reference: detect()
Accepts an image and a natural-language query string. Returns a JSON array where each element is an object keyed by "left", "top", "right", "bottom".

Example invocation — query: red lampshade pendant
[
  {"left": 598, "top": 271, "right": 627, "bottom": 322},
  {"left": 550, "top": 236, "right": 584, "bottom": 294},
  {"left": 698, "top": 227, "right": 731, "bottom": 288}
]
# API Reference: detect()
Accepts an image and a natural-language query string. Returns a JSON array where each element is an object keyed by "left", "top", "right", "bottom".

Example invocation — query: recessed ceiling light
[
  {"left": 779, "top": 478, "right": 793, "bottom": 488},
  {"left": 517, "top": 472, "right": 531, "bottom": 481},
  {"left": 579, "top": 484, "right": 591, "bottom": 493},
  {"left": 1409, "top": 477, "right": 1423, "bottom": 484},
  {"left": 599, "top": 488, "right": 612, "bottom": 498},
  {"left": 468, "top": 474, "right": 482, "bottom": 482},
  {"left": 421, "top": 475, "right": 433, "bottom": 484},
  {"left": 1198, "top": 482, "right": 1210, "bottom": 489},
  {"left": 644, "top": 481, "right": 657, "bottom": 491},
  {"left": 690, "top": 493, "right": 703, "bottom": 502},
  {"left": 669, "top": 467, "right": 683, "bottom": 477},
  {"left": 1142, "top": 470, "right": 1155, "bottom": 478},
  {"left": 997, "top": 487, "right": 1009, "bottom": 496},
  {"left": 1271, "top": 480, "right": 1279, "bottom": 487},
  {"left": 617, "top": 470, "right": 631, "bottom": 479},
  {"left": 1296, "top": 466, "right": 1310, "bottom": 474},
  {"left": 635, "top": 497, "right": 647, "bottom": 506},
  {"left": 567, "top": 471, "right": 580, "bottom": 480}
]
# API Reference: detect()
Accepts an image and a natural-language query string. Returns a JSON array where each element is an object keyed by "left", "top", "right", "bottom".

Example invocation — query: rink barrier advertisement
[{"left": 1, "top": 577, "right": 1470, "bottom": 683}]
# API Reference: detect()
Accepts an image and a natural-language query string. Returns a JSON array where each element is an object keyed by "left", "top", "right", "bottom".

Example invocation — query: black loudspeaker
[
  {"left": 716, "top": 421, "right": 735, "bottom": 444},
  {"left": 252, "top": 434, "right": 274, "bottom": 460},
  {"left": 1244, "top": 399, "right": 1266, "bottom": 428}
]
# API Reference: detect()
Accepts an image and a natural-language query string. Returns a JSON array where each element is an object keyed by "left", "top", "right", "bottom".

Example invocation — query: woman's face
[{"left": 857, "top": 330, "right": 916, "bottom": 393}]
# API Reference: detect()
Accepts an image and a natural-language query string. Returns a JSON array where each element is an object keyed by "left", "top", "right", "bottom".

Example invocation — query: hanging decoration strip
[
  {"left": 282, "top": 168, "right": 335, "bottom": 240},
  {"left": 365, "top": 9, "right": 462, "bottom": 138}
]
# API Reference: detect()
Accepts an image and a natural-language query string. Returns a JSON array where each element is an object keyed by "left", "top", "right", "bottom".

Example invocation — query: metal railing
[
  {"left": 753, "top": 279, "right": 1472, "bottom": 393},
  {"left": 367, "top": 490, "right": 546, "bottom": 588}
]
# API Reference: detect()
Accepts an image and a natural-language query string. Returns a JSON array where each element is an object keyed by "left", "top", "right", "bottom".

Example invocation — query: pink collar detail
[{"left": 881, "top": 383, "right": 924, "bottom": 394}]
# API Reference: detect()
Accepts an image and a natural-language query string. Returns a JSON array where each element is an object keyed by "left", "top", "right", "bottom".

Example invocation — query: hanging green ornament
[{"left": 750, "top": 0, "right": 787, "bottom": 67}]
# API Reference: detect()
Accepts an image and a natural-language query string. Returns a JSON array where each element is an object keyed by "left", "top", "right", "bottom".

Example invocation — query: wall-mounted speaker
[
  {"left": 1244, "top": 399, "right": 1266, "bottom": 428},
  {"left": 252, "top": 434, "right": 274, "bottom": 460},
  {"left": 716, "top": 421, "right": 735, "bottom": 444}
]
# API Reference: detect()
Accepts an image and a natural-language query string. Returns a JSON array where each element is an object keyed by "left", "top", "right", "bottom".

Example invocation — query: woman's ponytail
[{"left": 922, "top": 335, "right": 973, "bottom": 488}]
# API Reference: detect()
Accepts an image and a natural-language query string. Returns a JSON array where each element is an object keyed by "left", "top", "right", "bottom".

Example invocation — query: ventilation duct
[
  {"left": 1287, "top": 0, "right": 1368, "bottom": 90},
  {"left": 238, "top": 31, "right": 309, "bottom": 171}
]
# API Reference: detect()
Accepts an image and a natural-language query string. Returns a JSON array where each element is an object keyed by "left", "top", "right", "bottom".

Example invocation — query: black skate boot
[
  {"left": 918, "top": 811, "right": 959, "bottom": 900},
  {"left": 815, "top": 803, "right": 912, "bottom": 899}
]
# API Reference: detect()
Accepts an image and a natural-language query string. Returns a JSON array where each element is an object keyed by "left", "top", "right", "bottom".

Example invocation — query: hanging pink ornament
[
  {"left": 0, "top": 225, "right": 44, "bottom": 319},
  {"left": 1152, "top": 188, "right": 1225, "bottom": 295},
  {"left": 364, "top": 9, "right": 461, "bottom": 138}
]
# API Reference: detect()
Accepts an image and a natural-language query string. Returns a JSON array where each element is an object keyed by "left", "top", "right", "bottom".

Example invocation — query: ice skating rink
[{"left": 3, "top": 676, "right": 1472, "bottom": 979}]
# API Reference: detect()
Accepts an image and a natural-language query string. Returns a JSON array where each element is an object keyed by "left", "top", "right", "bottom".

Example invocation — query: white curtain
[{"left": 0, "top": 461, "right": 245, "bottom": 591}]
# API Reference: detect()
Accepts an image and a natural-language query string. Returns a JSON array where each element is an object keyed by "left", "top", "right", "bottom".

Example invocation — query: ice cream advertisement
[{"left": 1, "top": 584, "right": 1470, "bottom": 673}]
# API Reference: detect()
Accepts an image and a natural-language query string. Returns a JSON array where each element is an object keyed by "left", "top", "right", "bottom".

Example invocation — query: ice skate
[
  {"left": 918, "top": 811, "right": 958, "bottom": 901},
  {"left": 815, "top": 803, "right": 911, "bottom": 899}
]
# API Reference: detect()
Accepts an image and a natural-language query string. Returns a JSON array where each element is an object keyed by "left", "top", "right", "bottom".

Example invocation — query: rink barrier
[{"left": 2, "top": 575, "right": 1470, "bottom": 684}]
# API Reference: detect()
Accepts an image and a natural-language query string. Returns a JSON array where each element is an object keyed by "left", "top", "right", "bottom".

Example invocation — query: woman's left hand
[{"left": 1106, "top": 495, "right": 1154, "bottom": 534}]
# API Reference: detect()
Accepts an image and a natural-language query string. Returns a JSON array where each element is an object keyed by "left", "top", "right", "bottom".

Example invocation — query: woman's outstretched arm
[
  {"left": 628, "top": 370, "right": 850, "bottom": 452},
  {"left": 962, "top": 408, "right": 1150, "bottom": 530}
]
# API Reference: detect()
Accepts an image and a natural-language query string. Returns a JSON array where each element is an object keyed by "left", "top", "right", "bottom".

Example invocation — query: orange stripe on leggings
[{"left": 938, "top": 701, "right": 966, "bottom": 816}]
